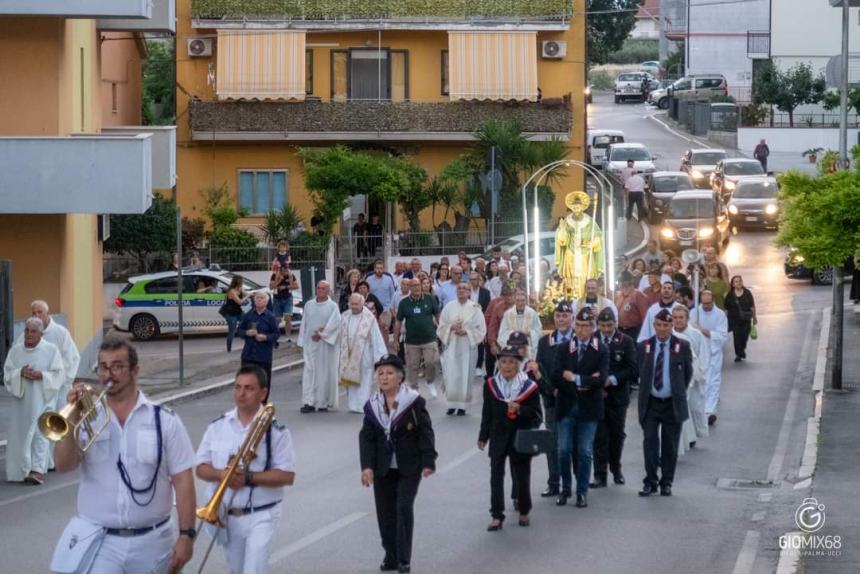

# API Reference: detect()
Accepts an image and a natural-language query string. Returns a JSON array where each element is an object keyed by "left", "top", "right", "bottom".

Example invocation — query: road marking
[
  {"left": 437, "top": 449, "right": 481, "bottom": 475},
  {"left": 269, "top": 511, "right": 368, "bottom": 565},
  {"left": 731, "top": 530, "right": 761, "bottom": 574},
  {"left": 647, "top": 113, "right": 713, "bottom": 149},
  {"left": 766, "top": 311, "right": 819, "bottom": 481},
  {"left": 0, "top": 479, "right": 79, "bottom": 508}
]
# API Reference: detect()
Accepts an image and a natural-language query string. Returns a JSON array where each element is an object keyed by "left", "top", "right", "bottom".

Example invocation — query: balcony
[
  {"left": 188, "top": 99, "right": 572, "bottom": 142},
  {"left": 191, "top": 0, "right": 572, "bottom": 30},
  {"left": 0, "top": 135, "right": 152, "bottom": 215},
  {"left": 664, "top": 22, "right": 687, "bottom": 41},
  {"left": 747, "top": 31, "right": 770, "bottom": 59},
  {"left": 101, "top": 126, "right": 176, "bottom": 189},
  {"left": 0, "top": 0, "right": 151, "bottom": 19},
  {"left": 98, "top": 0, "right": 175, "bottom": 33}
]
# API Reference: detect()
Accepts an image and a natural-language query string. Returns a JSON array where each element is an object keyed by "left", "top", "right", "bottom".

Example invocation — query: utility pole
[{"left": 833, "top": 0, "right": 849, "bottom": 390}]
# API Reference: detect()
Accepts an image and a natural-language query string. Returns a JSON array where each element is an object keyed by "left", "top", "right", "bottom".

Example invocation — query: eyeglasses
[{"left": 97, "top": 363, "right": 130, "bottom": 375}]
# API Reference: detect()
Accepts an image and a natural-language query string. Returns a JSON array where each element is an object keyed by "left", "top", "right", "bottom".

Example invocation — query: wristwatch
[
  {"left": 179, "top": 528, "right": 197, "bottom": 540},
  {"left": 244, "top": 469, "right": 254, "bottom": 486}
]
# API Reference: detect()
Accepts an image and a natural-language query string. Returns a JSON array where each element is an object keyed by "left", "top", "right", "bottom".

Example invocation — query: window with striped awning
[
  {"left": 447, "top": 31, "right": 538, "bottom": 101},
  {"left": 216, "top": 30, "right": 306, "bottom": 101}
]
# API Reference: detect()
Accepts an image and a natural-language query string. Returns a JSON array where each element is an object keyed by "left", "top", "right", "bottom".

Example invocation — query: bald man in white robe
[
  {"left": 339, "top": 294, "right": 388, "bottom": 413},
  {"left": 692, "top": 290, "right": 728, "bottom": 425},
  {"left": 298, "top": 281, "right": 342, "bottom": 412}
]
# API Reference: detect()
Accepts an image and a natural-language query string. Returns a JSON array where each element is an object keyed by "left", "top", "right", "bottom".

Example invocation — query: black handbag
[{"left": 513, "top": 429, "right": 554, "bottom": 455}]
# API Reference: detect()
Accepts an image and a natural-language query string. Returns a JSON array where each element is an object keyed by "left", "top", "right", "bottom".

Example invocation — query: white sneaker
[
  {"left": 474, "top": 368, "right": 484, "bottom": 377},
  {"left": 427, "top": 383, "right": 439, "bottom": 399}
]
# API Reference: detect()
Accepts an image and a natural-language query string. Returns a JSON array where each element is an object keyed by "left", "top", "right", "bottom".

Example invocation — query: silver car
[{"left": 727, "top": 176, "right": 780, "bottom": 229}]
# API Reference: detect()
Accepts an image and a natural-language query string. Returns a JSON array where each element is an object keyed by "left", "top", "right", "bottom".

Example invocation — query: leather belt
[
  {"left": 227, "top": 501, "right": 280, "bottom": 517},
  {"left": 105, "top": 517, "right": 170, "bottom": 537},
  {"left": 649, "top": 395, "right": 673, "bottom": 403}
]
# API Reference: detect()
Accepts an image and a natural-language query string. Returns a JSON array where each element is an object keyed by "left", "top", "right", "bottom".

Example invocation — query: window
[
  {"left": 331, "top": 50, "right": 348, "bottom": 101},
  {"left": 391, "top": 50, "right": 409, "bottom": 101},
  {"left": 330, "top": 49, "right": 409, "bottom": 101},
  {"left": 306, "top": 49, "right": 314, "bottom": 95},
  {"left": 238, "top": 170, "right": 288, "bottom": 215},
  {"left": 145, "top": 278, "right": 178, "bottom": 294},
  {"left": 696, "top": 78, "right": 723, "bottom": 89},
  {"left": 441, "top": 49, "right": 449, "bottom": 95}
]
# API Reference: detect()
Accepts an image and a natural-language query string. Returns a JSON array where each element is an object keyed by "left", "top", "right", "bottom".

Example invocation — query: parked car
[
  {"left": 614, "top": 72, "right": 650, "bottom": 103},
  {"left": 483, "top": 232, "right": 557, "bottom": 274},
  {"left": 727, "top": 176, "right": 780, "bottom": 229},
  {"left": 640, "top": 60, "right": 662, "bottom": 78},
  {"left": 659, "top": 190, "right": 731, "bottom": 254},
  {"left": 587, "top": 129, "right": 625, "bottom": 168},
  {"left": 650, "top": 74, "right": 728, "bottom": 109},
  {"left": 784, "top": 249, "right": 855, "bottom": 285},
  {"left": 602, "top": 142, "right": 657, "bottom": 177},
  {"left": 710, "top": 158, "right": 766, "bottom": 198},
  {"left": 646, "top": 171, "right": 696, "bottom": 223},
  {"left": 680, "top": 148, "right": 728, "bottom": 189},
  {"left": 113, "top": 269, "right": 302, "bottom": 341}
]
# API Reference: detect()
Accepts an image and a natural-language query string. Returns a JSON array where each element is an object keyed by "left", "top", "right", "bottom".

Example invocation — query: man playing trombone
[
  {"left": 196, "top": 365, "right": 296, "bottom": 573},
  {"left": 52, "top": 338, "right": 197, "bottom": 574}
]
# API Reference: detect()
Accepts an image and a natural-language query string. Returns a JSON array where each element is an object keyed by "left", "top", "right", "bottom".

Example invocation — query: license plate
[
  {"left": 745, "top": 216, "right": 758, "bottom": 222},
  {"left": 680, "top": 240, "right": 693, "bottom": 246}
]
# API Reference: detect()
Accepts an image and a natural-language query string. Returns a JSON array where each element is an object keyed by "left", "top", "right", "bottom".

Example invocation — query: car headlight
[
  {"left": 585, "top": 86, "right": 591, "bottom": 95},
  {"left": 692, "top": 170, "right": 704, "bottom": 180},
  {"left": 698, "top": 226, "right": 715, "bottom": 238},
  {"left": 794, "top": 254, "right": 805, "bottom": 263},
  {"left": 765, "top": 203, "right": 778, "bottom": 215},
  {"left": 660, "top": 227, "right": 676, "bottom": 239},
  {"left": 728, "top": 204, "right": 738, "bottom": 215},
  {"left": 725, "top": 180, "right": 736, "bottom": 191}
]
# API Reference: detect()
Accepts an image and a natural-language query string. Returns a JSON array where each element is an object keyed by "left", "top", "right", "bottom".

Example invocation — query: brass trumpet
[{"left": 38, "top": 382, "right": 112, "bottom": 452}]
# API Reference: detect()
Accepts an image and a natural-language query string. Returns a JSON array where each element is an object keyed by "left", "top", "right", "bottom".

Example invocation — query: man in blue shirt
[
  {"left": 437, "top": 265, "right": 463, "bottom": 308},
  {"left": 365, "top": 259, "right": 398, "bottom": 331},
  {"left": 238, "top": 291, "right": 280, "bottom": 401}
]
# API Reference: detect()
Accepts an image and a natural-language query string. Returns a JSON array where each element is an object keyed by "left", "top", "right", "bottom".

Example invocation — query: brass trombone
[{"left": 38, "top": 381, "right": 112, "bottom": 452}]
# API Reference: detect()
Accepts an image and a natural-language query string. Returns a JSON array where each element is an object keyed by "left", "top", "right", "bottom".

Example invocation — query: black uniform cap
[
  {"left": 576, "top": 307, "right": 595, "bottom": 322},
  {"left": 498, "top": 346, "right": 523, "bottom": 360},
  {"left": 506, "top": 331, "right": 529, "bottom": 347},
  {"left": 597, "top": 308, "right": 616, "bottom": 322},
  {"left": 654, "top": 308, "right": 674, "bottom": 322},
  {"left": 374, "top": 354, "right": 405, "bottom": 373}
]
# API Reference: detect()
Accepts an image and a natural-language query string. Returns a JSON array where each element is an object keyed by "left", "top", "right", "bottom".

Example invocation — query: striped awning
[
  {"left": 216, "top": 30, "right": 306, "bottom": 101},
  {"left": 448, "top": 32, "right": 538, "bottom": 101}
]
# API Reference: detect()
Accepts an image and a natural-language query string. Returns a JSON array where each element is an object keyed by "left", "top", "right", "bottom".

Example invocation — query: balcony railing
[
  {"left": 189, "top": 99, "right": 572, "bottom": 141},
  {"left": 747, "top": 31, "right": 770, "bottom": 59},
  {"left": 0, "top": 0, "right": 151, "bottom": 19}
]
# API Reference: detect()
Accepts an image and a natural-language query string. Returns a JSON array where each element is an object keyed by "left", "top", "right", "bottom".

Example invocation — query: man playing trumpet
[{"left": 196, "top": 365, "right": 296, "bottom": 574}]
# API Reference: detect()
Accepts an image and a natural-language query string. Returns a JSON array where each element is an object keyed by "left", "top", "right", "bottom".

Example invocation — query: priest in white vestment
[
  {"left": 298, "top": 281, "right": 342, "bottom": 412},
  {"left": 3, "top": 318, "right": 64, "bottom": 484},
  {"left": 339, "top": 294, "right": 388, "bottom": 413},
  {"left": 438, "top": 282, "right": 487, "bottom": 415},
  {"left": 497, "top": 290, "right": 542, "bottom": 360},
  {"left": 638, "top": 282, "right": 682, "bottom": 342},
  {"left": 672, "top": 306, "right": 710, "bottom": 454},
  {"left": 692, "top": 290, "right": 729, "bottom": 424}
]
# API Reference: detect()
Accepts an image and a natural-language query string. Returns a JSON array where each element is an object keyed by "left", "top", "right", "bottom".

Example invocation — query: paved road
[{"left": 0, "top": 96, "right": 833, "bottom": 573}]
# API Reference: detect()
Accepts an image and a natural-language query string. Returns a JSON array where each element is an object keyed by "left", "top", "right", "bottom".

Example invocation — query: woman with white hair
[{"left": 3, "top": 317, "right": 64, "bottom": 484}]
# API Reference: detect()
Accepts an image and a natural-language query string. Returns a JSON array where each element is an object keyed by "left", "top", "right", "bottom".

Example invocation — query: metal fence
[{"left": 746, "top": 112, "right": 860, "bottom": 128}]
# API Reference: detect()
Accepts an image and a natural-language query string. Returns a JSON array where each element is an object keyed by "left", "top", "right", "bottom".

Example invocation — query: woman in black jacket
[
  {"left": 478, "top": 346, "right": 542, "bottom": 531},
  {"left": 724, "top": 275, "right": 757, "bottom": 362},
  {"left": 359, "top": 355, "right": 437, "bottom": 574}
]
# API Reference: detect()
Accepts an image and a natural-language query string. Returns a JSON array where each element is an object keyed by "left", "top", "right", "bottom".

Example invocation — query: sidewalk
[{"left": 804, "top": 302, "right": 860, "bottom": 572}]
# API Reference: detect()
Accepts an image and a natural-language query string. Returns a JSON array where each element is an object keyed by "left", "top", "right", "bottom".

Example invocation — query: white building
[{"left": 632, "top": 0, "right": 660, "bottom": 40}]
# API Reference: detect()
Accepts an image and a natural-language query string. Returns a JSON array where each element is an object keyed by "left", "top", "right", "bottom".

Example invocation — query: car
[
  {"left": 784, "top": 249, "right": 855, "bottom": 285},
  {"left": 727, "top": 176, "right": 780, "bottom": 229},
  {"left": 483, "top": 232, "right": 557, "bottom": 273},
  {"left": 658, "top": 190, "right": 731, "bottom": 254},
  {"left": 710, "top": 158, "right": 766, "bottom": 199},
  {"left": 650, "top": 74, "right": 728, "bottom": 109},
  {"left": 113, "top": 269, "right": 302, "bottom": 341},
  {"left": 640, "top": 60, "right": 662, "bottom": 78},
  {"left": 680, "top": 148, "right": 728, "bottom": 189},
  {"left": 614, "top": 72, "right": 650, "bottom": 103},
  {"left": 602, "top": 142, "right": 657, "bottom": 178},
  {"left": 645, "top": 171, "right": 696, "bottom": 223},
  {"left": 587, "top": 129, "right": 625, "bottom": 168}
]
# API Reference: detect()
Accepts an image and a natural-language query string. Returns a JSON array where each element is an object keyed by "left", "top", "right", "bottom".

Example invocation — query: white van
[{"left": 587, "top": 129, "right": 625, "bottom": 168}]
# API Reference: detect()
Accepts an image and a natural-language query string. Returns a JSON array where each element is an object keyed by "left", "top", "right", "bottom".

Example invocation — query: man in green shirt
[{"left": 394, "top": 278, "right": 440, "bottom": 398}]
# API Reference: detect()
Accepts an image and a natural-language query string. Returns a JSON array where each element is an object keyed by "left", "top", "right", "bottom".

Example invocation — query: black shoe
[
  {"left": 518, "top": 516, "right": 530, "bottom": 527},
  {"left": 456, "top": 409, "right": 466, "bottom": 416},
  {"left": 734, "top": 356, "right": 742, "bottom": 362},
  {"left": 660, "top": 484, "right": 672, "bottom": 496},
  {"left": 556, "top": 493, "right": 570, "bottom": 506},
  {"left": 638, "top": 483, "right": 658, "bottom": 497},
  {"left": 380, "top": 560, "right": 398, "bottom": 571},
  {"left": 446, "top": 408, "right": 455, "bottom": 415},
  {"left": 589, "top": 479, "right": 607, "bottom": 488},
  {"left": 318, "top": 407, "right": 329, "bottom": 413},
  {"left": 300, "top": 405, "right": 315, "bottom": 414},
  {"left": 398, "top": 564, "right": 411, "bottom": 573},
  {"left": 708, "top": 414, "right": 717, "bottom": 426},
  {"left": 613, "top": 474, "right": 626, "bottom": 485},
  {"left": 541, "top": 487, "right": 560, "bottom": 497},
  {"left": 576, "top": 495, "right": 588, "bottom": 508},
  {"left": 487, "top": 519, "right": 504, "bottom": 532},
  {"left": 689, "top": 441, "right": 696, "bottom": 449}
]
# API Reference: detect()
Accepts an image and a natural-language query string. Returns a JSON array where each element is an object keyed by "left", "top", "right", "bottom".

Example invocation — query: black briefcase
[{"left": 513, "top": 429, "right": 554, "bottom": 455}]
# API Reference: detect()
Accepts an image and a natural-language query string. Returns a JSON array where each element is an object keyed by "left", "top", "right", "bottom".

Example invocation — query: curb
[{"left": 624, "top": 219, "right": 650, "bottom": 259}]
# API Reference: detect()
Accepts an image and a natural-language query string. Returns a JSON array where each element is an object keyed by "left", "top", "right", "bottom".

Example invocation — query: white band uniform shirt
[{"left": 196, "top": 408, "right": 297, "bottom": 574}]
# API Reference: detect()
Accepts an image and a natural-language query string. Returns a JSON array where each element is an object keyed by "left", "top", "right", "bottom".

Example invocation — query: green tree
[
  {"left": 821, "top": 88, "right": 860, "bottom": 117},
  {"left": 753, "top": 61, "right": 826, "bottom": 127},
  {"left": 587, "top": 0, "right": 643, "bottom": 66},
  {"left": 260, "top": 204, "right": 302, "bottom": 245},
  {"left": 142, "top": 40, "right": 175, "bottom": 126},
  {"left": 105, "top": 195, "right": 176, "bottom": 271}
]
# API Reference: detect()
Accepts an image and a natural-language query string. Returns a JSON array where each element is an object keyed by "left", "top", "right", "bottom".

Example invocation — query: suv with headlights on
[
  {"left": 727, "top": 176, "right": 780, "bottom": 229},
  {"left": 710, "top": 158, "right": 766, "bottom": 199},
  {"left": 659, "top": 190, "right": 731, "bottom": 253},
  {"left": 680, "top": 148, "right": 728, "bottom": 189},
  {"left": 646, "top": 171, "right": 696, "bottom": 223}
]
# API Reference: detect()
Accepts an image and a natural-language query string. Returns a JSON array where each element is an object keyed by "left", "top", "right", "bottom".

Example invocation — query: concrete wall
[
  {"left": 100, "top": 32, "right": 144, "bottom": 127},
  {"left": 738, "top": 126, "right": 860, "bottom": 153},
  {"left": 631, "top": 19, "right": 659, "bottom": 40}
]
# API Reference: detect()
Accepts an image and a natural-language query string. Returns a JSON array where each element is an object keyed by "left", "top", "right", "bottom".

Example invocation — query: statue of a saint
[{"left": 554, "top": 191, "right": 604, "bottom": 300}]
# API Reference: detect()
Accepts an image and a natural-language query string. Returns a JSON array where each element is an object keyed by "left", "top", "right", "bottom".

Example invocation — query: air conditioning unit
[
  {"left": 542, "top": 40, "right": 567, "bottom": 59},
  {"left": 187, "top": 38, "right": 213, "bottom": 57}
]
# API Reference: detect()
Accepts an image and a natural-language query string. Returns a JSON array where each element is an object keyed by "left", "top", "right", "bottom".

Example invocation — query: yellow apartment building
[
  {"left": 177, "top": 0, "right": 586, "bottom": 230},
  {"left": 0, "top": 1, "right": 175, "bottom": 370}
]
